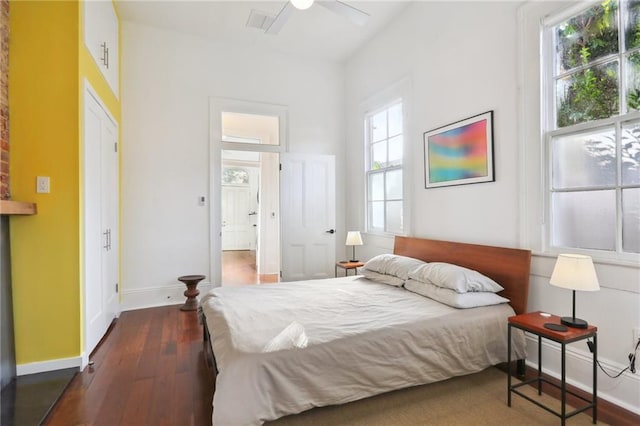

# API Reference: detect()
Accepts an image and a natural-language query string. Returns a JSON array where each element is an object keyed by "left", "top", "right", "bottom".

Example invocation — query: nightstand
[
  {"left": 507, "top": 311, "right": 597, "bottom": 425},
  {"left": 335, "top": 261, "right": 364, "bottom": 277}
]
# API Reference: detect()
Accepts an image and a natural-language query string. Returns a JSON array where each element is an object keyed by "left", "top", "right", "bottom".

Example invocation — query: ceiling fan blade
[
  {"left": 265, "top": 2, "right": 294, "bottom": 35},
  {"left": 317, "top": 0, "right": 370, "bottom": 26}
]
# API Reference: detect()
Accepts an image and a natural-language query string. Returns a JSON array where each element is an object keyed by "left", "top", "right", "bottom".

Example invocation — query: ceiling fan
[{"left": 264, "top": 0, "right": 370, "bottom": 35}]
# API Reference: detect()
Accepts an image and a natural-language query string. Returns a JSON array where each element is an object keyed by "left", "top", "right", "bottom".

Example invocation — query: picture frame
[{"left": 423, "top": 111, "right": 494, "bottom": 189}]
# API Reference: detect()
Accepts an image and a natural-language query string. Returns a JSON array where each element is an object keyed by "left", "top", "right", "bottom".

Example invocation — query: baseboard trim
[
  {"left": 120, "top": 282, "right": 213, "bottom": 311},
  {"left": 524, "top": 334, "right": 640, "bottom": 415},
  {"left": 16, "top": 356, "right": 82, "bottom": 376}
]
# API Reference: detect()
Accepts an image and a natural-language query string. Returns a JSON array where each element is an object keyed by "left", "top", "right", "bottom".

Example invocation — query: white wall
[
  {"left": 346, "top": 1, "right": 521, "bottom": 255},
  {"left": 345, "top": 0, "right": 639, "bottom": 414},
  {"left": 120, "top": 21, "right": 345, "bottom": 309}
]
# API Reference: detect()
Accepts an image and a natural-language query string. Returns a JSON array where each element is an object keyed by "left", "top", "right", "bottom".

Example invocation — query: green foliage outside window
[{"left": 555, "top": 0, "right": 640, "bottom": 128}]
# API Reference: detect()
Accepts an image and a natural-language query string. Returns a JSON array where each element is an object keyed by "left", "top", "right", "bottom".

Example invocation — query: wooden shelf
[{"left": 0, "top": 200, "right": 37, "bottom": 215}]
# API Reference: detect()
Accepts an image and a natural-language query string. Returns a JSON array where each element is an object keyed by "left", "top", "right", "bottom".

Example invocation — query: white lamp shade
[
  {"left": 550, "top": 254, "right": 600, "bottom": 291},
  {"left": 345, "top": 231, "right": 363, "bottom": 246},
  {"left": 291, "top": 0, "right": 314, "bottom": 10}
]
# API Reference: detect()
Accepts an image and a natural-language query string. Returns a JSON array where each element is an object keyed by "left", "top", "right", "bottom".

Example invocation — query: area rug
[{"left": 269, "top": 367, "right": 604, "bottom": 425}]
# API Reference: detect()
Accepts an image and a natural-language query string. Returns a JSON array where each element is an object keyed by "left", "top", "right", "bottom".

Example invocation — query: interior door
[
  {"left": 221, "top": 186, "right": 253, "bottom": 250},
  {"left": 280, "top": 153, "right": 336, "bottom": 281},
  {"left": 84, "top": 89, "right": 118, "bottom": 357}
]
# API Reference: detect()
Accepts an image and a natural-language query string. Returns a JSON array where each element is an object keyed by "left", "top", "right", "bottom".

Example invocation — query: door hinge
[
  {"left": 279, "top": 163, "right": 282, "bottom": 171},
  {"left": 279, "top": 271, "right": 283, "bottom": 278},
  {"left": 115, "top": 283, "right": 119, "bottom": 293},
  {"left": 114, "top": 142, "right": 118, "bottom": 153}
]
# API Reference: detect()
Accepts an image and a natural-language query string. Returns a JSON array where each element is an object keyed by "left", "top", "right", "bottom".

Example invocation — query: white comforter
[{"left": 200, "top": 276, "right": 526, "bottom": 425}]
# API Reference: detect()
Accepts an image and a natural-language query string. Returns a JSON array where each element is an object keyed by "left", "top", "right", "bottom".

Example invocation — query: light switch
[{"left": 36, "top": 176, "right": 50, "bottom": 193}]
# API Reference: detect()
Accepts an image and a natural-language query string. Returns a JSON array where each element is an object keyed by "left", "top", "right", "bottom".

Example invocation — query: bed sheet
[{"left": 200, "top": 276, "right": 526, "bottom": 425}]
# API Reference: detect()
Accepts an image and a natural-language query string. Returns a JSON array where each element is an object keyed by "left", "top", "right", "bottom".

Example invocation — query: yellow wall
[{"left": 9, "top": 0, "right": 120, "bottom": 365}]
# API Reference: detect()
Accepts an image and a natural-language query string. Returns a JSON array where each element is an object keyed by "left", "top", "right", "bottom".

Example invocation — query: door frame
[
  {"left": 209, "top": 98, "right": 288, "bottom": 286},
  {"left": 81, "top": 80, "right": 120, "bottom": 368}
]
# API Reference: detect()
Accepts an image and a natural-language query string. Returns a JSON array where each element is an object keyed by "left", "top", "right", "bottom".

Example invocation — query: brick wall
[{"left": 0, "top": 0, "right": 8, "bottom": 199}]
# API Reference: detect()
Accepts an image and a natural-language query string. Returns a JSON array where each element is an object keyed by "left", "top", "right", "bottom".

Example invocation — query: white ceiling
[{"left": 115, "top": 0, "right": 412, "bottom": 63}]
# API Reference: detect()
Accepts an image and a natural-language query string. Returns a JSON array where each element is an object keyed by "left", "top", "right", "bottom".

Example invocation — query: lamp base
[
  {"left": 349, "top": 259, "right": 359, "bottom": 263},
  {"left": 560, "top": 316, "right": 588, "bottom": 329}
]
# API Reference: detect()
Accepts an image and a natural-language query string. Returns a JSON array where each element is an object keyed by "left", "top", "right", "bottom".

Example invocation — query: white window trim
[
  {"left": 517, "top": 1, "right": 640, "bottom": 269},
  {"left": 539, "top": 0, "right": 640, "bottom": 263},
  {"left": 359, "top": 78, "right": 412, "bottom": 238}
]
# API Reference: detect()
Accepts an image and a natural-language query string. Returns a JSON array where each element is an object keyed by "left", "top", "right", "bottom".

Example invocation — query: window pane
[
  {"left": 371, "top": 141, "right": 387, "bottom": 169},
  {"left": 221, "top": 112, "right": 279, "bottom": 145},
  {"left": 386, "top": 201, "right": 403, "bottom": 234},
  {"left": 552, "top": 190, "right": 616, "bottom": 250},
  {"left": 556, "top": 61, "right": 619, "bottom": 128},
  {"left": 555, "top": 1, "right": 619, "bottom": 74},
  {"left": 371, "top": 110, "right": 387, "bottom": 142},
  {"left": 222, "top": 167, "right": 249, "bottom": 185},
  {"left": 368, "top": 173, "right": 384, "bottom": 201},
  {"left": 388, "top": 135, "right": 403, "bottom": 166},
  {"left": 622, "top": 120, "right": 640, "bottom": 184},
  {"left": 388, "top": 103, "right": 402, "bottom": 137},
  {"left": 627, "top": 51, "right": 640, "bottom": 112},
  {"left": 625, "top": 0, "right": 640, "bottom": 50},
  {"left": 552, "top": 128, "right": 616, "bottom": 189},
  {"left": 385, "top": 169, "right": 403, "bottom": 200},
  {"left": 622, "top": 188, "right": 640, "bottom": 253},
  {"left": 369, "top": 201, "right": 384, "bottom": 230}
]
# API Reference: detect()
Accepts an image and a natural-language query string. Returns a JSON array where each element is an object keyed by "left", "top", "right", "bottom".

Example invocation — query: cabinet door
[
  {"left": 83, "top": 89, "right": 119, "bottom": 356},
  {"left": 83, "top": 1, "right": 119, "bottom": 98}
]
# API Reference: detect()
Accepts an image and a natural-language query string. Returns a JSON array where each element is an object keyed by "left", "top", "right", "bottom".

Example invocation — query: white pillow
[
  {"left": 404, "top": 279, "right": 510, "bottom": 309},
  {"left": 408, "top": 262, "right": 504, "bottom": 293},
  {"left": 361, "top": 269, "right": 404, "bottom": 287},
  {"left": 363, "top": 254, "right": 426, "bottom": 280}
]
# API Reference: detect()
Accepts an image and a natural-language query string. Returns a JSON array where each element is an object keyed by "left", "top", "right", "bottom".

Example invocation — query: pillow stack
[
  {"left": 361, "top": 254, "right": 426, "bottom": 287},
  {"left": 360, "top": 254, "right": 510, "bottom": 309},
  {"left": 405, "top": 263, "right": 509, "bottom": 308}
]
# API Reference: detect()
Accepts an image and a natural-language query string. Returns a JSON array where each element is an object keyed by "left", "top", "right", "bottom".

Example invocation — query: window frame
[
  {"left": 542, "top": 0, "right": 640, "bottom": 259},
  {"left": 364, "top": 100, "right": 406, "bottom": 236}
]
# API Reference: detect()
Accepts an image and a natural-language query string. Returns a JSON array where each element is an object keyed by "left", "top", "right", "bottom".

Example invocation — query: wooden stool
[{"left": 178, "top": 274, "right": 205, "bottom": 311}]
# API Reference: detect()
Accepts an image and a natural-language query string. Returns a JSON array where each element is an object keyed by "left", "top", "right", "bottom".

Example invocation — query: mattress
[{"left": 200, "top": 276, "right": 526, "bottom": 425}]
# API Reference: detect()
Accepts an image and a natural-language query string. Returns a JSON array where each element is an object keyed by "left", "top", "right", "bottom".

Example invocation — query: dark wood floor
[{"left": 44, "top": 306, "right": 214, "bottom": 426}]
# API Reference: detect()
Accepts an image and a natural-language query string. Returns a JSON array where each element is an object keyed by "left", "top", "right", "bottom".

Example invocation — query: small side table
[
  {"left": 335, "top": 261, "right": 364, "bottom": 277},
  {"left": 178, "top": 274, "right": 205, "bottom": 311},
  {"left": 507, "top": 311, "right": 597, "bottom": 425}
]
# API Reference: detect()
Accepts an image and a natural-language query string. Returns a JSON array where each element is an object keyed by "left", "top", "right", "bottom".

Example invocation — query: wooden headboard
[{"left": 394, "top": 236, "right": 531, "bottom": 315}]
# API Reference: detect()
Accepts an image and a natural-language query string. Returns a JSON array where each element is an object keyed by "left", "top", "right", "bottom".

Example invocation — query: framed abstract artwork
[{"left": 423, "top": 111, "right": 494, "bottom": 188}]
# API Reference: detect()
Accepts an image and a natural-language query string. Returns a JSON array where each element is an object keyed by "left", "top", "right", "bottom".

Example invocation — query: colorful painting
[{"left": 424, "top": 111, "right": 494, "bottom": 188}]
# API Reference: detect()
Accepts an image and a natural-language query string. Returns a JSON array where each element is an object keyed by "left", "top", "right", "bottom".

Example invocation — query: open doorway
[{"left": 220, "top": 112, "right": 281, "bottom": 286}]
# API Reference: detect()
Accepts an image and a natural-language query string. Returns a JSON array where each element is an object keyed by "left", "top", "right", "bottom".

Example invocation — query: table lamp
[
  {"left": 549, "top": 254, "right": 600, "bottom": 329},
  {"left": 345, "top": 231, "right": 363, "bottom": 262}
]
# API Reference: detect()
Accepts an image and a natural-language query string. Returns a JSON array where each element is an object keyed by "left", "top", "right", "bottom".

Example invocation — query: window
[
  {"left": 365, "top": 101, "right": 404, "bottom": 234},
  {"left": 545, "top": 0, "right": 640, "bottom": 255},
  {"left": 222, "top": 167, "right": 250, "bottom": 185}
]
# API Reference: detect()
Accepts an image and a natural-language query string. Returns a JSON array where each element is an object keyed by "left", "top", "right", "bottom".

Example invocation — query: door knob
[{"left": 325, "top": 229, "right": 336, "bottom": 234}]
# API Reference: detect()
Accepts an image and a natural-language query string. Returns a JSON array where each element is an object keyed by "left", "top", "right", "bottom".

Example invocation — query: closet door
[{"left": 84, "top": 88, "right": 119, "bottom": 357}]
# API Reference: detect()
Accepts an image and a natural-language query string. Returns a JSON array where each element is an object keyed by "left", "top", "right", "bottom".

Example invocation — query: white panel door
[
  {"left": 281, "top": 154, "right": 336, "bottom": 281},
  {"left": 83, "top": 89, "right": 118, "bottom": 357},
  {"left": 101, "top": 115, "right": 119, "bottom": 327},
  {"left": 221, "top": 186, "right": 253, "bottom": 250}
]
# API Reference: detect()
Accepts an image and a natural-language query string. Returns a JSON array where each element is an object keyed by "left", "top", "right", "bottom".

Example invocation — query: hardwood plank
[
  {"left": 44, "top": 306, "right": 214, "bottom": 425},
  {"left": 120, "top": 377, "right": 154, "bottom": 425}
]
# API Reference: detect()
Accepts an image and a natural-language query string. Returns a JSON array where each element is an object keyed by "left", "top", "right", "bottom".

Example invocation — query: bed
[{"left": 200, "top": 236, "right": 531, "bottom": 425}]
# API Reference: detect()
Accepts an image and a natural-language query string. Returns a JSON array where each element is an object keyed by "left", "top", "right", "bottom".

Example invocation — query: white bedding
[{"left": 200, "top": 276, "right": 526, "bottom": 425}]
